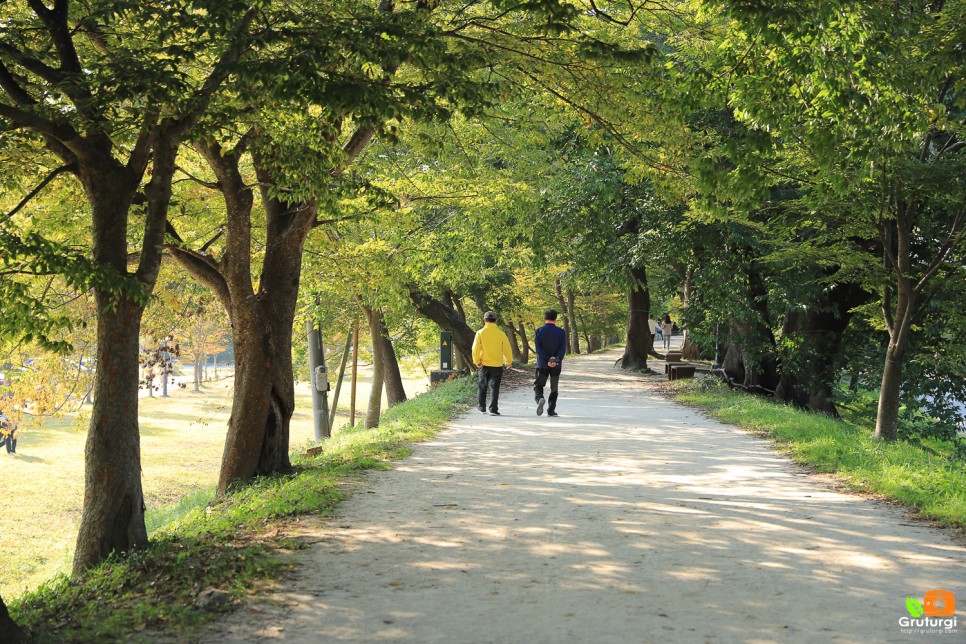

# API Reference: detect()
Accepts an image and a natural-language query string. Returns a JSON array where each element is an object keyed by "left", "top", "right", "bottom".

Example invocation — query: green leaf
[{"left": 906, "top": 598, "right": 924, "bottom": 617}]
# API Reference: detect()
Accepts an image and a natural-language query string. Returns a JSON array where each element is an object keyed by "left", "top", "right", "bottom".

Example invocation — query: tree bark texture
[
  {"left": 505, "top": 322, "right": 523, "bottom": 363},
  {"left": 555, "top": 279, "right": 572, "bottom": 353},
  {"left": 74, "top": 296, "right": 149, "bottom": 571},
  {"left": 875, "top": 281, "right": 916, "bottom": 440},
  {"left": 720, "top": 266, "right": 778, "bottom": 391},
  {"left": 362, "top": 304, "right": 386, "bottom": 428},
  {"left": 168, "top": 144, "right": 314, "bottom": 493},
  {"left": 567, "top": 288, "right": 580, "bottom": 354},
  {"left": 774, "top": 283, "right": 869, "bottom": 416},
  {"left": 409, "top": 289, "right": 476, "bottom": 368},
  {"left": 680, "top": 334, "right": 702, "bottom": 360},
  {"left": 375, "top": 309, "right": 407, "bottom": 406},
  {"left": 516, "top": 322, "right": 531, "bottom": 365},
  {"left": 876, "top": 348, "right": 905, "bottom": 441},
  {"left": 75, "top": 137, "right": 176, "bottom": 571},
  {"left": 620, "top": 267, "right": 651, "bottom": 370},
  {"left": 0, "top": 593, "right": 24, "bottom": 644}
]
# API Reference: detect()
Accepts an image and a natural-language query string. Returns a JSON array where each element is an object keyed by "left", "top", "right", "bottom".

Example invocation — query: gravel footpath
[{"left": 202, "top": 348, "right": 966, "bottom": 643}]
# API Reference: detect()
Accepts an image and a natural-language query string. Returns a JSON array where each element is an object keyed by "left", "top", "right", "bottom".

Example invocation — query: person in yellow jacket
[{"left": 472, "top": 311, "right": 513, "bottom": 415}]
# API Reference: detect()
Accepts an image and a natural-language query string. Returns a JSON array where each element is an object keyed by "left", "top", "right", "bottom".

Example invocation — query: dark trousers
[
  {"left": 533, "top": 367, "right": 561, "bottom": 412},
  {"left": 0, "top": 431, "right": 14, "bottom": 453},
  {"left": 478, "top": 366, "right": 504, "bottom": 412}
]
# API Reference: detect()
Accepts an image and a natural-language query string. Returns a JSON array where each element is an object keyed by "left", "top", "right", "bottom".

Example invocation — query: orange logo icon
[{"left": 924, "top": 590, "right": 956, "bottom": 617}]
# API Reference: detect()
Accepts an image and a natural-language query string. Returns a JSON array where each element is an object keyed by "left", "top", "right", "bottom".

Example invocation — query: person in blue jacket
[{"left": 533, "top": 309, "right": 567, "bottom": 417}]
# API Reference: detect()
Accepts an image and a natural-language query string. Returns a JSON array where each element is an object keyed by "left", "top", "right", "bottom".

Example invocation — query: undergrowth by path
[{"left": 669, "top": 378, "right": 966, "bottom": 531}]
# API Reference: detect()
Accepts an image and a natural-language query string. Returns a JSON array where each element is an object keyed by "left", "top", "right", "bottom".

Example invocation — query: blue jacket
[{"left": 534, "top": 323, "right": 567, "bottom": 369}]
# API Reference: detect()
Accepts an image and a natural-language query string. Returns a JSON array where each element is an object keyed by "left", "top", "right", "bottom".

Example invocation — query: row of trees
[
  {"left": 0, "top": 0, "right": 648, "bottom": 611},
  {"left": 0, "top": 0, "right": 962, "bottom": 629}
]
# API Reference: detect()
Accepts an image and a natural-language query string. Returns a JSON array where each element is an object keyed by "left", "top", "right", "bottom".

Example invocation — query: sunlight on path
[{"left": 204, "top": 348, "right": 966, "bottom": 643}]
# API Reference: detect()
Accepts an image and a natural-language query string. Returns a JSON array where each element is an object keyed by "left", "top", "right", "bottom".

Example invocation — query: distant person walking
[
  {"left": 647, "top": 315, "right": 657, "bottom": 352},
  {"left": 0, "top": 394, "right": 17, "bottom": 455},
  {"left": 534, "top": 309, "right": 567, "bottom": 417},
  {"left": 472, "top": 311, "right": 513, "bottom": 416},
  {"left": 662, "top": 314, "right": 673, "bottom": 351}
]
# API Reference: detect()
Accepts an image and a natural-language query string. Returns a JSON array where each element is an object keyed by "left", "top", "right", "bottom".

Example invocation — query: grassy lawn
[
  {"left": 1, "top": 365, "right": 427, "bottom": 600},
  {"left": 671, "top": 378, "right": 966, "bottom": 528}
]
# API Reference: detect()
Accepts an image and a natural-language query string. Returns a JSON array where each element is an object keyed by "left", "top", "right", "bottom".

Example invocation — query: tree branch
[
  {"left": 336, "top": 125, "right": 377, "bottom": 177},
  {"left": 200, "top": 228, "right": 225, "bottom": 253},
  {"left": 174, "top": 164, "right": 220, "bottom": 189},
  {"left": 165, "top": 243, "right": 232, "bottom": 312},
  {"left": 126, "top": 112, "right": 159, "bottom": 179},
  {"left": 28, "top": 0, "right": 84, "bottom": 76},
  {"left": 0, "top": 42, "right": 70, "bottom": 89},
  {"left": 0, "top": 101, "right": 77, "bottom": 141},
  {"left": 0, "top": 163, "right": 75, "bottom": 224},
  {"left": 173, "top": 10, "right": 258, "bottom": 134},
  {"left": 0, "top": 60, "right": 35, "bottom": 105},
  {"left": 914, "top": 204, "right": 965, "bottom": 294}
]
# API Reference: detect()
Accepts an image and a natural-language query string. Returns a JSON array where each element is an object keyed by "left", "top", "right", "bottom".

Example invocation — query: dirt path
[{"left": 203, "top": 348, "right": 965, "bottom": 643}]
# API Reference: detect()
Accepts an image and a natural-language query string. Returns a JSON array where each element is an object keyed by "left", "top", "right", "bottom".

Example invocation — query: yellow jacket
[{"left": 472, "top": 322, "right": 513, "bottom": 367}]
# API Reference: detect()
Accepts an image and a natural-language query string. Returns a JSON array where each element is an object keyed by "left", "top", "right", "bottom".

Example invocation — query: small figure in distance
[
  {"left": 647, "top": 313, "right": 657, "bottom": 354},
  {"left": 662, "top": 314, "right": 673, "bottom": 351},
  {"left": 0, "top": 392, "right": 18, "bottom": 455},
  {"left": 472, "top": 311, "right": 513, "bottom": 416},
  {"left": 534, "top": 309, "right": 567, "bottom": 417}
]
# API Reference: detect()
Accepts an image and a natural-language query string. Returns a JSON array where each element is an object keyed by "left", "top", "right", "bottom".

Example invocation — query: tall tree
[
  {"left": 705, "top": 0, "right": 966, "bottom": 438},
  {"left": 0, "top": 0, "right": 257, "bottom": 570},
  {"left": 169, "top": 0, "right": 555, "bottom": 489}
]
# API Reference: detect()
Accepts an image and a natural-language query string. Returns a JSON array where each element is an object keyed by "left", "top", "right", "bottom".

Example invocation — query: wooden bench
[{"left": 668, "top": 364, "right": 697, "bottom": 381}]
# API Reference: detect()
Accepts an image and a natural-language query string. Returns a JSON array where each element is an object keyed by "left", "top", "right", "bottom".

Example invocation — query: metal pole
[
  {"left": 329, "top": 328, "right": 353, "bottom": 429},
  {"left": 318, "top": 334, "right": 331, "bottom": 439},
  {"left": 350, "top": 319, "right": 359, "bottom": 427},
  {"left": 306, "top": 320, "right": 324, "bottom": 440}
]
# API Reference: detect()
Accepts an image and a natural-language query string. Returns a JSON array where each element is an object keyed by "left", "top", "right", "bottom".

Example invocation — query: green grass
[
  {"left": 9, "top": 376, "right": 475, "bottom": 643},
  {"left": 673, "top": 380, "right": 966, "bottom": 527},
  {"left": 1, "top": 366, "right": 426, "bottom": 599}
]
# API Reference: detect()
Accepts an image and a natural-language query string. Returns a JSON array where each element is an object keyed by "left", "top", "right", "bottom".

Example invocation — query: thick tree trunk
[
  {"left": 875, "top": 347, "right": 904, "bottom": 441},
  {"left": 681, "top": 334, "right": 701, "bottom": 360},
  {"left": 169, "top": 143, "right": 312, "bottom": 493},
  {"left": 721, "top": 265, "right": 778, "bottom": 391},
  {"left": 75, "top": 139, "right": 174, "bottom": 571},
  {"left": 567, "top": 289, "right": 580, "bottom": 354},
  {"left": 875, "top": 283, "right": 915, "bottom": 440},
  {"left": 721, "top": 341, "right": 744, "bottom": 383},
  {"left": 505, "top": 322, "right": 523, "bottom": 363},
  {"left": 194, "top": 355, "right": 203, "bottom": 392},
  {"left": 219, "top": 175, "right": 312, "bottom": 490},
  {"left": 75, "top": 294, "right": 149, "bottom": 573},
  {"left": 0, "top": 593, "right": 24, "bottom": 644},
  {"left": 362, "top": 304, "right": 386, "bottom": 428},
  {"left": 376, "top": 310, "right": 407, "bottom": 406},
  {"left": 774, "top": 283, "right": 869, "bottom": 416},
  {"left": 409, "top": 288, "right": 476, "bottom": 368},
  {"left": 221, "top": 315, "right": 289, "bottom": 491},
  {"left": 620, "top": 267, "right": 650, "bottom": 370}
]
